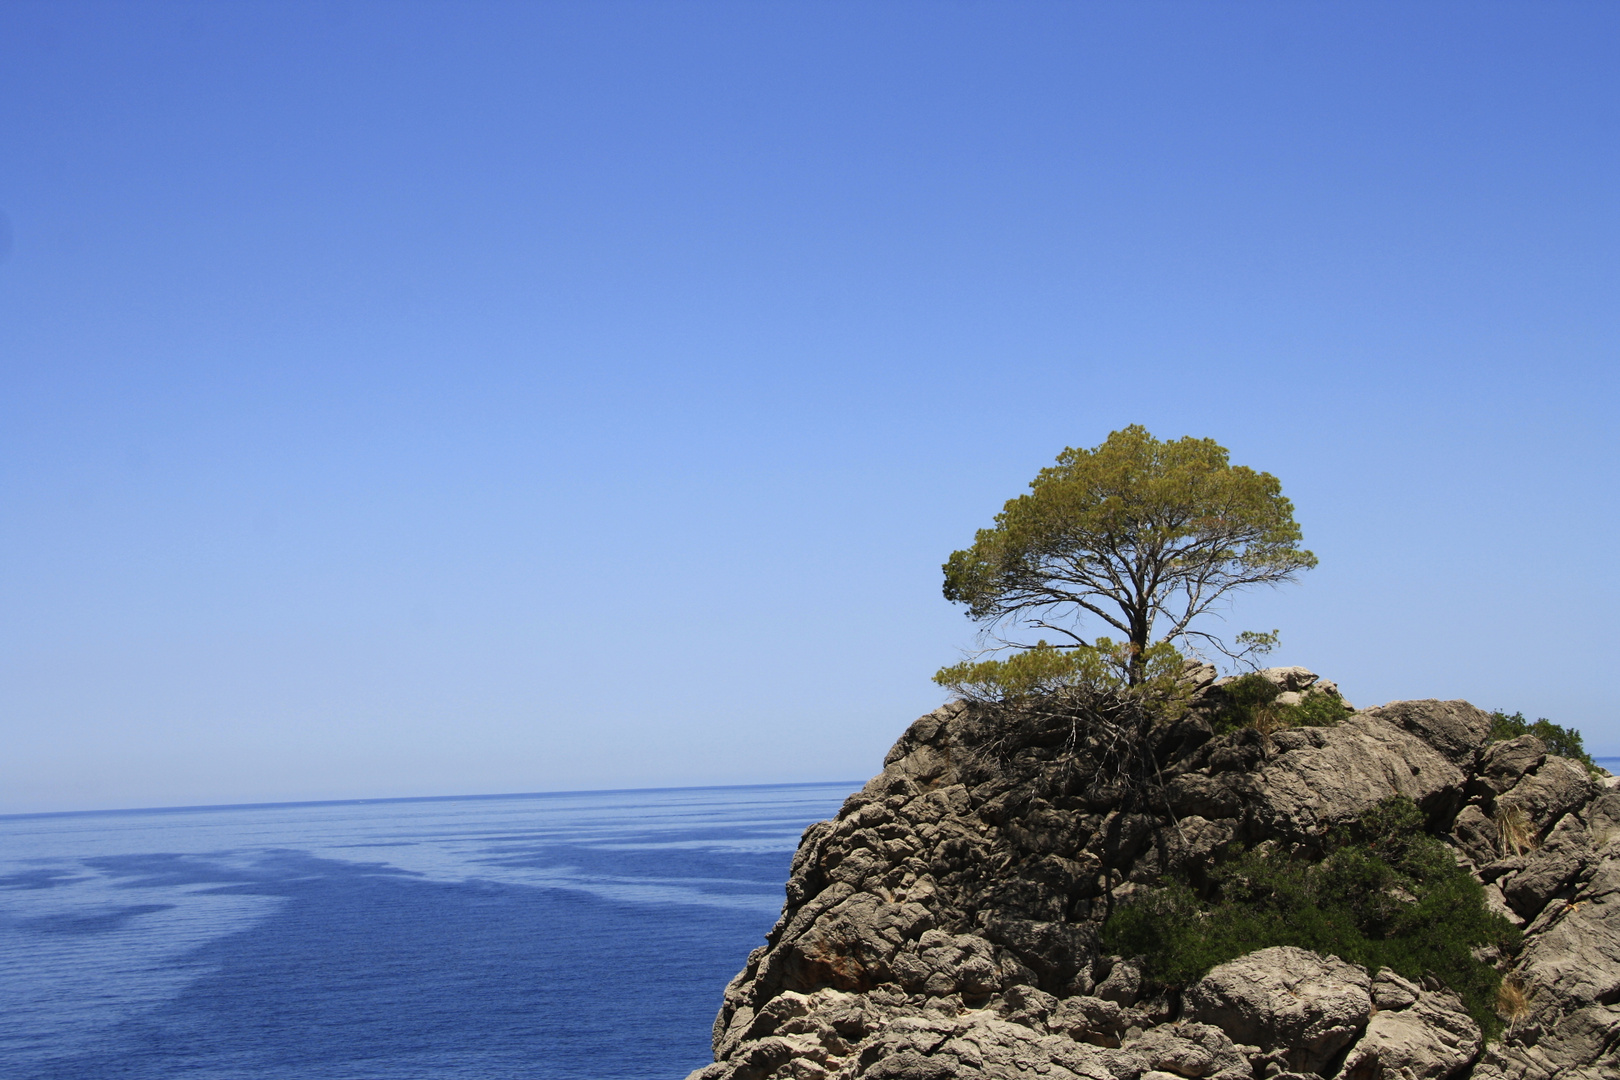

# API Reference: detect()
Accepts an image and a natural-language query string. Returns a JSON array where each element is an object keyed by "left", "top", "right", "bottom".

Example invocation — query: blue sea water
[{"left": 0, "top": 782, "right": 858, "bottom": 1080}]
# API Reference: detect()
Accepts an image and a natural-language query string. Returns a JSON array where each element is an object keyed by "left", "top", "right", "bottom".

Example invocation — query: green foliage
[
  {"left": 1208, "top": 673, "right": 1350, "bottom": 736},
  {"left": 941, "top": 426, "right": 1316, "bottom": 681},
  {"left": 1102, "top": 796, "right": 1519, "bottom": 1037},
  {"left": 1209, "top": 673, "right": 1281, "bottom": 734},
  {"left": 1282, "top": 691, "right": 1353, "bottom": 729},
  {"left": 933, "top": 638, "right": 1188, "bottom": 709},
  {"left": 1232, "top": 629, "right": 1280, "bottom": 661},
  {"left": 1490, "top": 710, "right": 1597, "bottom": 773}
]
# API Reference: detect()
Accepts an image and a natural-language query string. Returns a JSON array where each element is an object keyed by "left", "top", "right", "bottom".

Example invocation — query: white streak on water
[{"left": 0, "top": 782, "right": 856, "bottom": 1074}]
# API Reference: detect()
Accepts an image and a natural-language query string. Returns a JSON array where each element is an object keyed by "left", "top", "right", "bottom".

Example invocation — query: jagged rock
[
  {"left": 1267, "top": 726, "right": 1331, "bottom": 755},
  {"left": 1048, "top": 995, "right": 1132, "bottom": 1046},
  {"left": 1164, "top": 774, "right": 1242, "bottom": 819},
  {"left": 1580, "top": 789, "right": 1620, "bottom": 846},
  {"left": 1185, "top": 946, "right": 1371, "bottom": 1074},
  {"left": 1451, "top": 803, "right": 1500, "bottom": 864},
  {"left": 1479, "top": 737, "right": 1547, "bottom": 795},
  {"left": 1472, "top": 1004, "right": 1620, "bottom": 1080},
  {"left": 1509, "top": 840, "right": 1620, "bottom": 1019},
  {"left": 1181, "top": 661, "right": 1218, "bottom": 692},
  {"left": 1121, "top": 1022, "right": 1251, "bottom": 1080},
  {"left": 1341, "top": 983, "right": 1482, "bottom": 1080},
  {"left": 1094, "top": 957, "right": 1143, "bottom": 1007},
  {"left": 1498, "top": 758, "right": 1599, "bottom": 840},
  {"left": 1372, "top": 968, "right": 1422, "bottom": 1011},
  {"left": 686, "top": 684, "right": 1620, "bottom": 1080},
  {"left": 891, "top": 930, "right": 1000, "bottom": 997},
  {"left": 1364, "top": 700, "right": 1495, "bottom": 770},
  {"left": 1245, "top": 706, "right": 1477, "bottom": 843},
  {"left": 1259, "top": 666, "right": 1320, "bottom": 692},
  {"left": 1501, "top": 821, "right": 1592, "bottom": 919},
  {"left": 855, "top": 1012, "right": 1139, "bottom": 1079},
  {"left": 1482, "top": 880, "right": 1524, "bottom": 927}
]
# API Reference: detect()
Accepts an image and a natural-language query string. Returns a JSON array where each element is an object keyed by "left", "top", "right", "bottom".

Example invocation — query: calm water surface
[{"left": 0, "top": 782, "right": 858, "bottom": 1080}]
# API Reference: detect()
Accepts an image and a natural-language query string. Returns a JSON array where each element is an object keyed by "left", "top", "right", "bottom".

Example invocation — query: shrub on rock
[{"left": 1102, "top": 795, "right": 1520, "bottom": 1036}]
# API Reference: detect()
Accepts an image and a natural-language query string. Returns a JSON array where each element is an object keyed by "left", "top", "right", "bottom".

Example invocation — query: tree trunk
[{"left": 1128, "top": 620, "right": 1149, "bottom": 685}]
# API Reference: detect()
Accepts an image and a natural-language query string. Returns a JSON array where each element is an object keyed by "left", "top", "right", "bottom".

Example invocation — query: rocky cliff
[{"left": 686, "top": 669, "right": 1620, "bottom": 1080}]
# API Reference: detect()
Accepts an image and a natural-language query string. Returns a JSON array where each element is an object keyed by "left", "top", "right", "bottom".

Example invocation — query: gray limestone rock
[
  {"left": 1451, "top": 803, "right": 1500, "bottom": 865},
  {"left": 1509, "top": 844, "right": 1620, "bottom": 1020},
  {"left": 1094, "top": 957, "right": 1143, "bottom": 1007},
  {"left": 1479, "top": 736, "right": 1547, "bottom": 795},
  {"left": 1580, "top": 789, "right": 1620, "bottom": 846},
  {"left": 1258, "top": 666, "right": 1320, "bottom": 693},
  {"left": 1340, "top": 985, "right": 1482, "bottom": 1080},
  {"left": 1164, "top": 774, "right": 1242, "bottom": 820},
  {"left": 1180, "top": 661, "right": 1218, "bottom": 693},
  {"left": 1498, "top": 757, "right": 1599, "bottom": 840},
  {"left": 1121, "top": 1022, "right": 1251, "bottom": 1080},
  {"left": 1184, "top": 946, "right": 1371, "bottom": 1075},
  {"left": 1247, "top": 712, "right": 1470, "bottom": 843},
  {"left": 1048, "top": 995, "right": 1132, "bottom": 1047},
  {"left": 686, "top": 686, "right": 1620, "bottom": 1080},
  {"left": 1372, "top": 968, "right": 1422, "bottom": 1011},
  {"left": 1363, "top": 700, "right": 1495, "bottom": 770},
  {"left": 1501, "top": 831, "right": 1591, "bottom": 919},
  {"left": 1472, "top": 1004, "right": 1620, "bottom": 1080}
]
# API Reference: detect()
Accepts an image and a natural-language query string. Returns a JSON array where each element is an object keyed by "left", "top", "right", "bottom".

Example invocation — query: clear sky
[{"left": 1, "top": 2, "right": 1615, "bottom": 814}]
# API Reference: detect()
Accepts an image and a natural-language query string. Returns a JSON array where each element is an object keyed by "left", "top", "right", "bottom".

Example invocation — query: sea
[{"left": 0, "top": 782, "right": 860, "bottom": 1080}]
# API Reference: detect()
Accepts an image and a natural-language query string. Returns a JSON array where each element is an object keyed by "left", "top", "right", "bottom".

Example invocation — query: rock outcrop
[
  {"left": 1185, "top": 947, "right": 1371, "bottom": 1075},
  {"left": 687, "top": 671, "right": 1620, "bottom": 1080}
]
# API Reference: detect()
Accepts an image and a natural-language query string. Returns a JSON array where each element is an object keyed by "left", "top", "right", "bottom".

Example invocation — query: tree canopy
[{"left": 941, "top": 425, "right": 1315, "bottom": 681}]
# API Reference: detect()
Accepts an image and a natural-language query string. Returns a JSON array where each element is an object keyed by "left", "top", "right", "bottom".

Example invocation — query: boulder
[
  {"left": 1180, "top": 661, "right": 1218, "bottom": 692},
  {"left": 1480, "top": 736, "right": 1547, "bottom": 795},
  {"left": 1499, "top": 757, "right": 1599, "bottom": 839},
  {"left": 1510, "top": 845, "right": 1620, "bottom": 1018},
  {"left": 1164, "top": 774, "right": 1242, "bottom": 820},
  {"left": 1451, "top": 803, "right": 1500, "bottom": 864},
  {"left": 1371, "top": 968, "right": 1422, "bottom": 1011},
  {"left": 1340, "top": 984, "right": 1481, "bottom": 1080},
  {"left": 1501, "top": 830, "right": 1591, "bottom": 919},
  {"left": 1259, "top": 666, "right": 1320, "bottom": 692},
  {"left": 1185, "top": 946, "right": 1372, "bottom": 1074},
  {"left": 1247, "top": 712, "right": 1470, "bottom": 842},
  {"left": 1094, "top": 957, "right": 1143, "bottom": 1007},
  {"left": 1120, "top": 1022, "right": 1251, "bottom": 1080},
  {"left": 1472, "top": 1004, "right": 1620, "bottom": 1080},
  {"left": 1580, "top": 789, "right": 1620, "bottom": 846},
  {"left": 890, "top": 930, "right": 1000, "bottom": 997},
  {"left": 1048, "top": 995, "right": 1131, "bottom": 1046},
  {"left": 854, "top": 1013, "right": 1138, "bottom": 1080},
  {"left": 1361, "top": 700, "right": 1494, "bottom": 769}
]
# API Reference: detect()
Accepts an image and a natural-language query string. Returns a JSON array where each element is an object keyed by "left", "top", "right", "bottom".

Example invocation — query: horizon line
[{"left": 0, "top": 778, "right": 868, "bottom": 823}]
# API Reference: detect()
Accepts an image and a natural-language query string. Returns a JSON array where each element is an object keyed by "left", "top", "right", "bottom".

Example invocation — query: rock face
[
  {"left": 1185, "top": 947, "right": 1371, "bottom": 1074},
  {"left": 687, "top": 671, "right": 1620, "bottom": 1080},
  {"left": 1341, "top": 974, "right": 1481, "bottom": 1080}
]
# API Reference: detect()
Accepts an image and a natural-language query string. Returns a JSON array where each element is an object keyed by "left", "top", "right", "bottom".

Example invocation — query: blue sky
[{"left": 1, "top": 2, "right": 1615, "bottom": 813}]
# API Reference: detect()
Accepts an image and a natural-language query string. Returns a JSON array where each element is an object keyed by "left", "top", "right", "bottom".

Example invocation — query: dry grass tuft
[
  {"left": 1496, "top": 805, "right": 1534, "bottom": 856},
  {"left": 1496, "top": 976, "right": 1530, "bottom": 1024}
]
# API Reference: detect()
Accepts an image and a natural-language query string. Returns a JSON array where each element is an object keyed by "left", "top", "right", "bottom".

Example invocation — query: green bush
[
  {"left": 1209, "top": 673, "right": 1350, "bottom": 735},
  {"left": 1102, "top": 796, "right": 1519, "bottom": 1036},
  {"left": 1209, "top": 673, "right": 1280, "bottom": 734},
  {"left": 1490, "top": 710, "right": 1598, "bottom": 773},
  {"left": 1282, "top": 689, "right": 1352, "bottom": 729},
  {"left": 933, "top": 638, "right": 1189, "bottom": 707}
]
